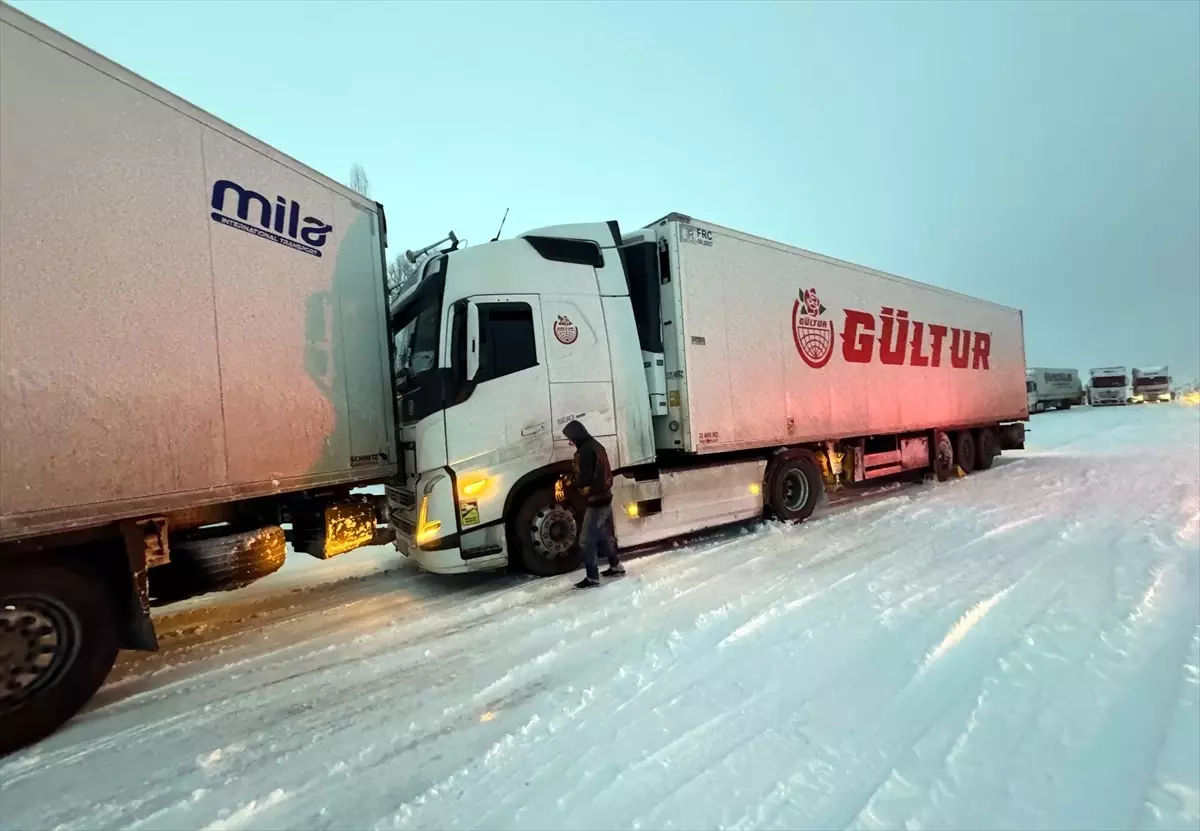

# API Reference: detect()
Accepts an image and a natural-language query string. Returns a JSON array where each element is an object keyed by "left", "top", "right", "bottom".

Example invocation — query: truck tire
[
  {"left": 974, "top": 427, "right": 998, "bottom": 471},
  {"left": 0, "top": 560, "right": 120, "bottom": 755},
  {"left": 765, "top": 451, "right": 823, "bottom": 522},
  {"left": 151, "top": 525, "right": 286, "bottom": 603},
  {"left": 954, "top": 431, "right": 977, "bottom": 475},
  {"left": 510, "top": 487, "right": 582, "bottom": 577},
  {"left": 932, "top": 430, "right": 954, "bottom": 482}
]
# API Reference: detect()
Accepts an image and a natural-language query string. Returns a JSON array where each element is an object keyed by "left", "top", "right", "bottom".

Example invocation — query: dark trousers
[{"left": 580, "top": 503, "right": 620, "bottom": 581}]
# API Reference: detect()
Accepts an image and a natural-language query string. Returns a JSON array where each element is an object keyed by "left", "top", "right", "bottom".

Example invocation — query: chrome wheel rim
[{"left": 529, "top": 506, "right": 578, "bottom": 560}]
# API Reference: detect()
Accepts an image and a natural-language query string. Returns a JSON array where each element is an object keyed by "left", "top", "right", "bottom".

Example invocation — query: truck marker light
[
  {"left": 625, "top": 502, "right": 640, "bottom": 518},
  {"left": 460, "top": 478, "right": 489, "bottom": 498},
  {"left": 749, "top": 483, "right": 762, "bottom": 495}
]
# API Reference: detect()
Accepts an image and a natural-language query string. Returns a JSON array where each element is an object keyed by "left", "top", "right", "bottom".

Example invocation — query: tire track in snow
[
  {"left": 845, "top": 451, "right": 1200, "bottom": 831},
  {"left": 380, "top": 457, "right": 1084, "bottom": 829},
  {"left": 383, "top": 479, "right": 1072, "bottom": 830},
  {"left": 740, "top": 514, "right": 1083, "bottom": 831}
]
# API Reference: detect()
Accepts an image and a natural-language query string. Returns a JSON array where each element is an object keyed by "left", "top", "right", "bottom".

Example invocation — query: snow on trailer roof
[{"left": 642, "top": 212, "right": 1023, "bottom": 315}]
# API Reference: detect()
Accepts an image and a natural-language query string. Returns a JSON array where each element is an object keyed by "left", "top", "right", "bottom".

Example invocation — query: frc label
[
  {"left": 210, "top": 178, "right": 334, "bottom": 258},
  {"left": 553, "top": 315, "right": 579, "bottom": 345},
  {"left": 680, "top": 226, "right": 714, "bottom": 247}
]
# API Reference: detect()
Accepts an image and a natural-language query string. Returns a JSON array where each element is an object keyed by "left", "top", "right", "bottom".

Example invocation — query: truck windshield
[
  {"left": 1134, "top": 375, "right": 1168, "bottom": 387},
  {"left": 390, "top": 255, "right": 447, "bottom": 424},
  {"left": 394, "top": 298, "right": 440, "bottom": 379},
  {"left": 1092, "top": 375, "right": 1127, "bottom": 388}
]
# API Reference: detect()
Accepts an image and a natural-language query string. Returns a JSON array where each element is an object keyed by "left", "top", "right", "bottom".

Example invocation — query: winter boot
[
  {"left": 575, "top": 577, "right": 601, "bottom": 590},
  {"left": 602, "top": 566, "right": 626, "bottom": 578}
]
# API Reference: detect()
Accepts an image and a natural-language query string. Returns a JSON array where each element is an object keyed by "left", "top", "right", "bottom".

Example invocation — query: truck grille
[{"left": 386, "top": 483, "right": 417, "bottom": 538}]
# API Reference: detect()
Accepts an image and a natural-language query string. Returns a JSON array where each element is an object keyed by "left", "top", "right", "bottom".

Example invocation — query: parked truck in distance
[
  {"left": 1026, "top": 367, "right": 1084, "bottom": 413},
  {"left": 386, "top": 212, "right": 1030, "bottom": 580},
  {"left": 1131, "top": 366, "right": 1173, "bottom": 403},
  {"left": 1088, "top": 367, "right": 1131, "bottom": 406},
  {"left": 1, "top": 3, "right": 398, "bottom": 752}
]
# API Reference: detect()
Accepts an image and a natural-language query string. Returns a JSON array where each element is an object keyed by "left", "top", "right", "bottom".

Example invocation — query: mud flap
[{"left": 120, "top": 519, "right": 164, "bottom": 651}]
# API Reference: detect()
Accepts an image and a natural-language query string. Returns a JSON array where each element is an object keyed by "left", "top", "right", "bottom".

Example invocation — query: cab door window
[{"left": 478, "top": 302, "right": 537, "bottom": 383}]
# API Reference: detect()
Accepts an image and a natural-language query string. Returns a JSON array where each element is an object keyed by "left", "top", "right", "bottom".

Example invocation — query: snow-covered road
[{"left": 2, "top": 405, "right": 1198, "bottom": 831}]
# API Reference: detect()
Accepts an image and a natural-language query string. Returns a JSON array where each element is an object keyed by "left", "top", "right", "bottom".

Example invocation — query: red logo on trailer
[
  {"left": 553, "top": 315, "right": 579, "bottom": 345},
  {"left": 791, "top": 286, "right": 994, "bottom": 371},
  {"left": 792, "top": 288, "right": 835, "bottom": 368}
]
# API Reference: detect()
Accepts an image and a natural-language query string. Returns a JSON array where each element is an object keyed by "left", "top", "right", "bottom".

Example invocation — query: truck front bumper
[{"left": 386, "top": 470, "right": 505, "bottom": 575}]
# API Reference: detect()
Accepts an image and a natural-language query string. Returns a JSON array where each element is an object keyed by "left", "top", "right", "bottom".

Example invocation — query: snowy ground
[{"left": 2, "top": 404, "right": 1198, "bottom": 831}]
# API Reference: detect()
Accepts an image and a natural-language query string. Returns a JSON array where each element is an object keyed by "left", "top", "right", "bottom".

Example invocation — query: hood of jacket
[{"left": 562, "top": 420, "right": 591, "bottom": 444}]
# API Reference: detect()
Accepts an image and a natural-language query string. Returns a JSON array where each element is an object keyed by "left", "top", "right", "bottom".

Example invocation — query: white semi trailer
[
  {"left": 0, "top": 3, "right": 398, "bottom": 752},
  {"left": 386, "top": 214, "right": 1031, "bottom": 578},
  {"left": 1026, "top": 367, "right": 1085, "bottom": 412}
]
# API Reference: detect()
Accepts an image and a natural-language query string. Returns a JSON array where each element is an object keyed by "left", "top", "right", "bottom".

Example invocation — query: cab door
[{"left": 443, "top": 294, "right": 552, "bottom": 534}]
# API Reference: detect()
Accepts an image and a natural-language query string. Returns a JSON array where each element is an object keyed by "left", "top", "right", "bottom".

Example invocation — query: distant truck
[
  {"left": 1025, "top": 367, "right": 1084, "bottom": 412},
  {"left": 1, "top": 3, "right": 398, "bottom": 752},
  {"left": 1131, "top": 366, "right": 1173, "bottom": 403},
  {"left": 1088, "top": 367, "right": 1131, "bottom": 406}
]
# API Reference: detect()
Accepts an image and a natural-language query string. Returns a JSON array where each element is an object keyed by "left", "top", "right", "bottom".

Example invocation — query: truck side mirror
[{"left": 465, "top": 301, "right": 481, "bottom": 382}]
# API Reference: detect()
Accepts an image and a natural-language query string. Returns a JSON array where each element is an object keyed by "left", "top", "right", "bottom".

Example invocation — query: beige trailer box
[{"left": 1, "top": 3, "right": 396, "bottom": 543}]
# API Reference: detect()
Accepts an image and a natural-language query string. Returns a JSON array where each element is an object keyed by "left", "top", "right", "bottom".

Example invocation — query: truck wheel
[
  {"left": 511, "top": 487, "right": 582, "bottom": 577},
  {"left": 151, "top": 525, "right": 286, "bottom": 603},
  {"left": 974, "top": 427, "right": 998, "bottom": 471},
  {"left": 0, "top": 561, "right": 120, "bottom": 755},
  {"left": 765, "top": 451, "right": 823, "bottom": 522},
  {"left": 932, "top": 430, "right": 954, "bottom": 482},
  {"left": 954, "top": 431, "right": 977, "bottom": 475}
]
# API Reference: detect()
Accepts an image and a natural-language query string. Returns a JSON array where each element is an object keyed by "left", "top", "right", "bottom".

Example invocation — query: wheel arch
[{"left": 502, "top": 460, "right": 574, "bottom": 521}]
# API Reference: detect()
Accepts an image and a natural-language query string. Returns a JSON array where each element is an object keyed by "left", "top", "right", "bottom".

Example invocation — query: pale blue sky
[{"left": 12, "top": 0, "right": 1200, "bottom": 382}]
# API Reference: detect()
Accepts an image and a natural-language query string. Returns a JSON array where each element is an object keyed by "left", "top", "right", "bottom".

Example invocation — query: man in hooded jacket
[{"left": 560, "top": 420, "right": 624, "bottom": 588}]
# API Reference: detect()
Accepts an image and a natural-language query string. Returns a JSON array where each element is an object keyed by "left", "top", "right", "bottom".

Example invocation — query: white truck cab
[
  {"left": 386, "top": 222, "right": 659, "bottom": 575},
  {"left": 1088, "top": 366, "right": 1130, "bottom": 405},
  {"left": 1131, "top": 366, "right": 1173, "bottom": 403}
]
